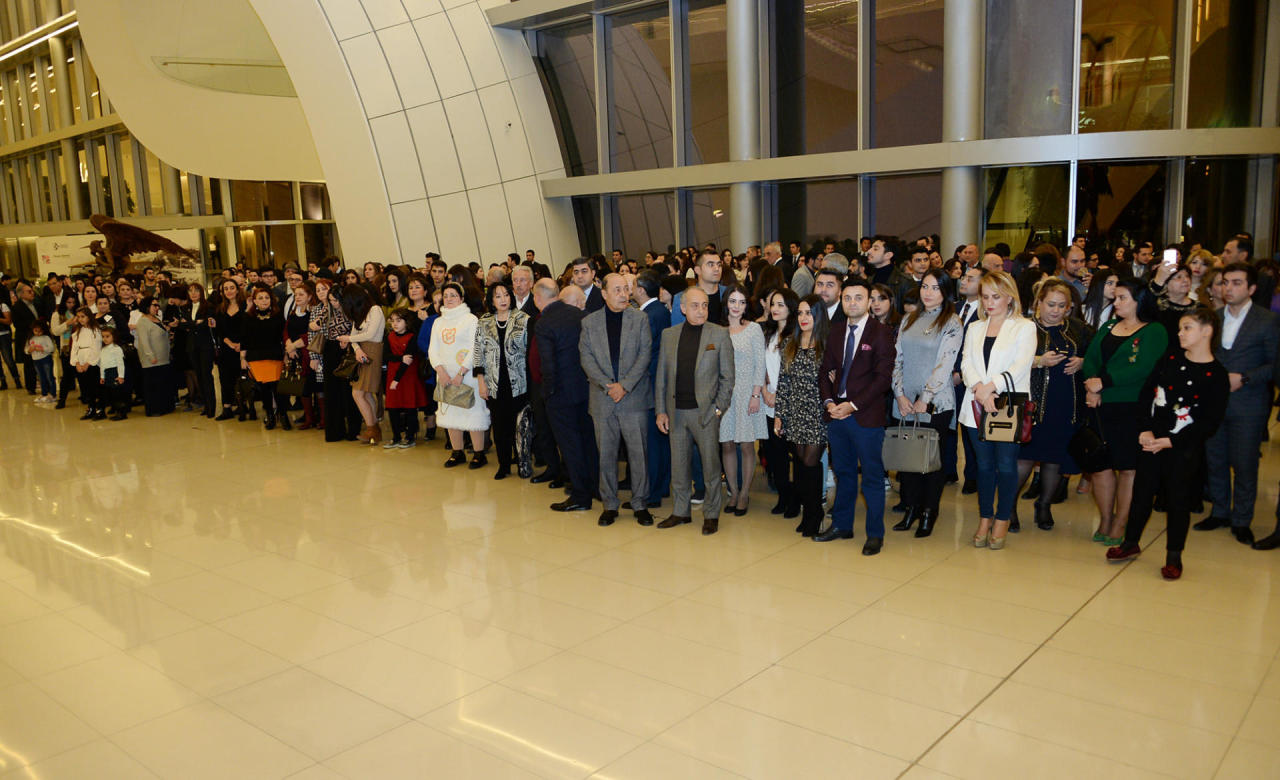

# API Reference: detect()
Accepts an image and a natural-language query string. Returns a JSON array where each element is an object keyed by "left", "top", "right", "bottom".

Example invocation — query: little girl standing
[
  {"left": 383, "top": 309, "right": 428, "bottom": 448},
  {"left": 24, "top": 320, "right": 56, "bottom": 402},
  {"left": 71, "top": 308, "right": 102, "bottom": 419},
  {"left": 98, "top": 326, "right": 128, "bottom": 421}
]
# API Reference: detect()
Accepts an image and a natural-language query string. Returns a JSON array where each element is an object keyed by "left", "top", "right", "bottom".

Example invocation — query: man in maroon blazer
[{"left": 815, "top": 278, "right": 897, "bottom": 555}]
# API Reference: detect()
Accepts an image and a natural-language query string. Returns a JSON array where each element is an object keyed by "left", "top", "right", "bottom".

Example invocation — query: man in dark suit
[
  {"left": 1192, "top": 262, "right": 1279, "bottom": 546},
  {"left": 947, "top": 266, "right": 986, "bottom": 491},
  {"left": 528, "top": 279, "right": 565, "bottom": 487},
  {"left": 762, "top": 241, "right": 792, "bottom": 285},
  {"left": 1118, "top": 241, "right": 1155, "bottom": 280},
  {"left": 39, "top": 274, "right": 71, "bottom": 317},
  {"left": 813, "top": 266, "right": 846, "bottom": 326},
  {"left": 571, "top": 257, "right": 605, "bottom": 313},
  {"left": 654, "top": 287, "right": 735, "bottom": 535},
  {"left": 634, "top": 270, "right": 671, "bottom": 506},
  {"left": 11, "top": 281, "right": 42, "bottom": 393},
  {"left": 581, "top": 274, "right": 653, "bottom": 527},
  {"left": 816, "top": 278, "right": 897, "bottom": 555},
  {"left": 534, "top": 281, "right": 598, "bottom": 511},
  {"left": 511, "top": 265, "right": 538, "bottom": 316}
]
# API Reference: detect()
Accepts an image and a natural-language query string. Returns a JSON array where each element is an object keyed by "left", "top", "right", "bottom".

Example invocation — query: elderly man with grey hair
[{"left": 511, "top": 264, "right": 536, "bottom": 315}]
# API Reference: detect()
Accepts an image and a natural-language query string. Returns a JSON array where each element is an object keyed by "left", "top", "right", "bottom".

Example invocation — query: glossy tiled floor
[{"left": 3, "top": 393, "right": 1280, "bottom": 779}]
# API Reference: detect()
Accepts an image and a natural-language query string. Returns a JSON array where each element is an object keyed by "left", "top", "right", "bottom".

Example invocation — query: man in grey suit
[
  {"left": 1194, "top": 262, "right": 1279, "bottom": 546},
  {"left": 654, "top": 287, "right": 735, "bottom": 535},
  {"left": 580, "top": 274, "right": 654, "bottom": 527}
]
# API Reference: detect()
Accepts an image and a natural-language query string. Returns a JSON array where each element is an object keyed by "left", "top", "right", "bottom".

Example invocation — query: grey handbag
[
  {"left": 882, "top": 415, "right": 941, "bottom": 474},
  {"left": 434, "top": 382, "right": 475, "bottom": 409}
]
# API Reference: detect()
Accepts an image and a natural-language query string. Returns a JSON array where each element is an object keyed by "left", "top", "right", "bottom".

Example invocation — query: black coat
[{"left": 534, "top": 300, "right": 589, "bottom": 407}]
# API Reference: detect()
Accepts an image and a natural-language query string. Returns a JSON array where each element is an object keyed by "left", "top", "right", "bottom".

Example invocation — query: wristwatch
[{"left": 714, "top": 408, "right": 722, "bottom": 417}]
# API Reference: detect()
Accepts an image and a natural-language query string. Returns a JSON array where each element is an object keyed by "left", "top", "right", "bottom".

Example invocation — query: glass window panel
[
  {"left": 985, "top": 0, "right": 1073, "bottom": 139},
  {"left": 117, "top": 134, "right": 139, "bottom": 216},
  {"left": 180, "top": 170, "right": 193, "bottom": 215},
  {"left": 82, "top": 46, "right": 102, "bottom": 119},
  {"left": 610, "top": 5, "right": 674, "bottom": 172},
  {"left": 686, "top": 0, "right": 727, "bottom": 165},
  {"left": 571, "top": 195, "right": 602, "bottom": 257},
  {"left": 303, "top": 223, "right": 336, "bottom": 263},
  {"left": 37, "top": 56, "right": 53, "bottom": 132},
  {"left": 610, "top": 191, "right": 676, "bottom": 261},
  {"left": 300, "top": 182, "right": 331, "bottom": 220},
  {"left": 687, "top": 187, "right": 731, "bottom": 252},
  {"left": 25, "top": 63, "right": 42, "bottom": 136},
  {"left": 143, "top": 148, "right": 165, "bottom": 215},
  {"left": 534, "top": 21, "right": 598, "bottom": 176},
  {"left": 67, "top": 44, "right": 81, "bottom": 120},
  {"left": 874, "top": 1, "right": 943, "bottom": 147},
  {"left": 984, "top": 165, "right": 1070, "bottom": 253},
  {"left": 0, "top": 81, "right": 8, "bottom": 144},
  {"left": 776, "top": 178, "right": 862, "bottom": 252},
  {"left": 231, "top": 181, "right": 265, "bottom": 222},
  {"left": 773, "top": 0, "right": 858, "bottom": 157},
  {"left": 1079, "top": 0, "right": 1175, "bottom": 133},
  {"left": 33, "top": 154, "right": 51, "bottom": 221},
  {"left": 10, "top": 70, "right": 26, "bottom": 139},
  {"left": 873, "top": 172, "right": 942, "bottom": 240},
  {"left": 266, "top": 224, "right": 299, "bottom": 267},
  {"left": 1188, "top": 2, "right": 1268, "bottom": 128},
  {"left": 1182, "top": 157, "right": 1249, "bottom": 251},
  {"left": 1075, "top": 161, "right": 1168, "bottom": 248},
  {"left": 236, "top": 225, "right": 266, "bottom": 267}
]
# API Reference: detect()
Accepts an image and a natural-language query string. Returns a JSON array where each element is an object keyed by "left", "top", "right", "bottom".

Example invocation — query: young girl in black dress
[{"left": 1106, "top": 309, "right": 1229, "bottom": 579}]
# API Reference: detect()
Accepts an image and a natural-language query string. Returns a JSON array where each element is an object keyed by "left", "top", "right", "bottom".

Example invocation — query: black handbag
[
  {"left": 1068, "top": 412, "right": 1110, "bottom": 473},
  {"left": 332, "top": 347, "right": 359, "bottom": 381},
  {"left": 277, "top": 359, "right": 306, "bottom": 397}
]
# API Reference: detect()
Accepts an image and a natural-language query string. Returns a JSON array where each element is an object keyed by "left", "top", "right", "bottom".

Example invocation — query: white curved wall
[{"left": 253, "top": 0, "right": 580, "bottom": 267}]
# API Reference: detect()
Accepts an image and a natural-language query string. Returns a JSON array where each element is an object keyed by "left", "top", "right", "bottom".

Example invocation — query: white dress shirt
[{"left": 1222, "top": 300, "right": 1252, "bottom": 350}]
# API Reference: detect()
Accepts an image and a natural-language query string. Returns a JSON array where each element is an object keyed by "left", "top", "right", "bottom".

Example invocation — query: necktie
[{"left": 838, "top": 323, "right": 858, "bottom": 398}]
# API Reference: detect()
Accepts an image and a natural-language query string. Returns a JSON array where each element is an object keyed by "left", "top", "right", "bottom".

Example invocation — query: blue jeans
[
  {"left": 33, "top": 357, "right": 55, "bottom": 396},
  {"left": 965, "top": 426, "right": 1020, "bottom": 521},
  {"left": 828, "top": 415, "right": 886, "bottom": 537}
]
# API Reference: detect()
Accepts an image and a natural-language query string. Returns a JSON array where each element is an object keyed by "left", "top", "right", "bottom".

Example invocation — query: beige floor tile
[
  {"left": 323, "top": 721, "right": 540, "bottom": 780},
  {"left": 723, "top": 665, "right": 957, "bottom": 760},
  {"left": 0, "top": 682, "right": 99, "bottom": 766},
  {"left": 2, "top": 739, "right": 159, "bottom": 780},
  {"left": 0, "top": 658, "right": 23, "bottom": 689},
  {"left": 111, "top": 701, "right": 312, "bottom": 780},
  {"left": 1214, "top": 738, "right": 1280, "bottom": 780},
  {"left": 214, "top": 554, "right": 348, "bottom": 599},
  {"left": 501, "top": 652, "right": 710, "bottom": 738},
  {"left": 214, "top": 667, "right": 407, "bottom": 761},
  {"left": 1079, "top": 589, "right": 1280, "bottom": 655},
  {"left": 591, "top": 743, "right": 746, "bottom": 779},
  {"left": 1259, "top": 657, "right": 1280, "bottom": 700},
  {"left": 655, "top": 701, "right": 908, "bottom": 779},
  {"left": 631, "top": 598, "right": 820, "bottom": 663},
  {"left": 875, "top": 582, "right": 1068, "bottom": 644},
  {"left": 422, "top": 684, "right": 644, "bottom": 779},
  {"left": 617, "top": 533, "right": 770, "bottom": 574},
  {"left": 920, "top": 719, "right": 1172, "bottom": 780},
  {"left": 475, "top": 526, "right": 611, "bottom": 566},
  {"left": 1048, "top": 617, "right": 1273, "bottom": 692},
  {"left": 682, "top": 575, "right": 863, "bottom": 631},
  {"left": 453, "top": 589, "right": 621, "bottom": 648},
  {"left": 898, "top": 766, "right": 962, "bottom": 780},
  {"left": 733, "top": 555, "right": 901, "bottom": 604},
  {"left": 60, "top": 592, "right": 201, "bottom": 650},
  {"left": 0, "top": 612, "right": 117, "bottom": 677},
  {"left": 779, "top": 634, "right": 1002, "bottom": 716},
  {"left": 0, "top": 579, "right": 52, "bottom": 625},
  {"left": 570, "top": 548, "right": 724, "bottom": 596},
  {"left": 970, "top": 681, "right": 1229, "bottom": 779},
  {"left": 351, "top": 561, "right": 496, "bottom": 609},
  {"left": 214, "top": 602, "right": 370, "bottom": 664},
  {"left": 33, "top": 652, "right": 201, "bottom": 734},
  {"left": 525, "top": 512, "right": 655, "bottom": 547},
  {"left": 573, "top": 623, "right": 773, "bottom": 698},
  {"left": 515, "top": 567, "right": 674, "bottom": 620},
  {"left": 436, "top": 542, "right": 565, "bottom": 588},
  {"left": 383, "top": 612, "right": 562, "bottom": 678},
  {"left": 287, "top": 579, "right": 440, "bottom": 635},
  {"left": 1236, "top": 695, "right": 1280, "bottom": 744},
  {"left": 265, "top": 536, "right": 397, "bottom": 579},
  {"left": 908, "top": 560, "right": 1098, "bottom": 615},
  {"left": 303, "top": 638, "right": 488, "bottom": 717},
  {"left": 282, "top": 765, "right": 345, "bottom": 780},
  {"left": 144, "top": 570, "right": 277, "bottom": 622},
  {"left": 127, "top": 625, "right": 291, "bottom": 697},
  {"left": 158, "top": 534, "right": 265, "bottom": 569},
  {"left": 1013, "top": 646, "right": 1253, "bottom": 735},
  {"left": 771, "top": 541, "right": 944, "bottom": 581},
  {"left": 831, "top": 607, "right": 1039, "bottom": 676}
]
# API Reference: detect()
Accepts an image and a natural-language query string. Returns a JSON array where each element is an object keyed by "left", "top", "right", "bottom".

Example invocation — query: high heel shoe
[
  {"left": 892, "top": 507, "right": 919, "bottom": 532},
  {"left": 973, "top": 532, "right": 990, "bottom": 548},
  {"left": 914, "top": 509, "right": 936, "bottom": 538},
  {"left": 988, "top": 534, "right": 1007, "bottom": 551},
  {"left": 733, "top": 499, "right": 749, "bottom": 517}
]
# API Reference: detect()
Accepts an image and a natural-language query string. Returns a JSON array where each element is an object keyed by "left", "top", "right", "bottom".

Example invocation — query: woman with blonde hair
[{"left": 959, "top": 271, "right": 1036, "bottom": 549}]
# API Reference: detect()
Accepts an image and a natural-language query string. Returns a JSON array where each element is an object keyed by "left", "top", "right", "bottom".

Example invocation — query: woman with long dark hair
[
  {"left": 761, "top": 288, "right": 800, "bottom": 517},
  {"left": 1080, "top": 268, "right": 1117, "bottom": 328},
  {"left": 339, "top": 284, "right": 386, "bottom": 444},
  {"left": 209, "top": 278, "right": 247, "bottom": 421},
  {"left": 314, "top": 279, "right": 360, "bottom": 442},
  {"left": 283, "top": 281, "right": 318, "bottom": 429},
  {"left": 473, "top": 279, "right": 530, "bottom": 478},
  {"left": 719, "top": 284, "right": 767, "bottom": 514},
  {"left": 50, "top": 294, "right": 80, "bottom": 409},
  {"left": 773, "top": 294, "right": 831, "bottom": 536},
  {"left": 180, "top": 283, "right": 217, "bottom": 419}
]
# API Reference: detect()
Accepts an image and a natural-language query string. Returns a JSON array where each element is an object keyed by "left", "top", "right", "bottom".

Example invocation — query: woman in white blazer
[{"left": 959, "top": 271, "right": 1036, "bottom": 549}]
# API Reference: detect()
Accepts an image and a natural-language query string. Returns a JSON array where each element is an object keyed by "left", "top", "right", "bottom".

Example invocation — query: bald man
[
  {"left": 654, "top": 287, "right": 735, "bottom": 535},
  {"left": 535, "top": 278, "right": 598, "bottom": 510},
  {"left": 527, "top": 278, "right": 567, "bottom": 486}
]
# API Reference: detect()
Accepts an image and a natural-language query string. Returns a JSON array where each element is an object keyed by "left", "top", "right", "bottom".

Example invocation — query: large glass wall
[
  {"left": 1188, "top": 2, "right": 1269, "bottom": 128},
  {"left": 1076, "top": 161, "right": 1168, "bottom": 247},
  {"left": 984, "top": 165, "right": 1071, "bottom": 252},
  {"left": 688, "top": 187, "right": 731, "bottom": 251},
  {"left": 776, "top": 178, "right": 862, "bottom": 252},
  {"left": 533, "top": 22, "right": 597, "bottom": 177},
  {"left": 609, "top": 4, "right": 673, "bottom": 172},
  {"left": 873, "top": 173, "right": 942, "bottom": 240},
  {"left": 609, "top": 191, "right": 677, "bottom": 259},
  {"left": 1182, "top": 157, "right": 1250, "bottom": 250},
  {"left": 873, "top": 0, "right": 944, "bottom": 148},
  {"left": 985, "top": 0, "right": 1074, "bottom": 139},
  {"left": 685, "top": 0, "right": 728, "bottom": 165},
  {"left": 772, "top": 0, "right": 858, "bottom": 157},
  {"left": 1079, "top": 0, "right": 1175, "bottom": 132}
]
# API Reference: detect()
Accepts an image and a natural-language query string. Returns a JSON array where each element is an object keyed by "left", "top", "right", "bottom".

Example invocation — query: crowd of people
[{"left": 2, "top": 232, "right": 1277, "bottom": 577}]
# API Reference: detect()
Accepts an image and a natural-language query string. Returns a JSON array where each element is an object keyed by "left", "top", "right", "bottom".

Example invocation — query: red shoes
[
  {"left": 1161, "top": 565, "right": 1183, "bottom": 580},
  {"left": 1105, "top": 543, "right": 1141, "bottom": 562}
]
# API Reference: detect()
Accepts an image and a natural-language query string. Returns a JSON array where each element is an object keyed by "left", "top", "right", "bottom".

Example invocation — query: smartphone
[{"left": 1162, "top": 248, "right": 1178, "bottom": 268}]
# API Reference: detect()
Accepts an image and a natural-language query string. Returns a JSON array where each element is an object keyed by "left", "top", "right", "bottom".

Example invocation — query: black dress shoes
[
  {"left": 913, "top": 509, "right": 936, "bottom": 538},
  {"left": 1232, "top": 526, "right": 1255, "bottom": 545},
  {"left": 530, "top": 470, "right": 554, "bottom": 484},
  {"left": 551, "top": 499, "right": 591, "bottom": 512},
  {"left": 1034, "top": 503, "right": 1055, "bottom": 530},
  {"left": 548, "top": 478, "right": 567, "bottom": 490},
  {"left": 657, "top": 515, "right": 691, "bottom": 529},
  {"left": 892, "top": 507, "right": 919, "bottom": 532},
  {"left": 701, "top": 517, "right": 719, "bottom": 535},
  {"left": 635, "top": 509, "right": 654, "bottom": 526},
  {"left": 1194, "top": 516, "right": 1230, "bottom": 531},
  {"left": 861, "top": 537, "right": 883, "bottom": 556},
  {"left": 961, "top": 480, "right": 977, "bottom": 495},
  {"left": 1252, "top": 531, "right": 1280, "bottom": 550},
  {"left": 598, "top": 509, "right": 618, "bottom": 526},
  {"left": 812, "top": 527, "right": 853, "bottom": 542}
]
